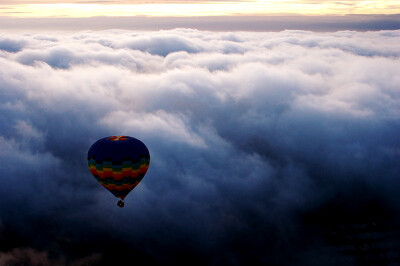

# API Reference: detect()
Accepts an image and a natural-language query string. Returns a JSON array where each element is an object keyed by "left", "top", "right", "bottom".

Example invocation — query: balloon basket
[{"left": 117, "top": 200, "right": 125, "bottom": 208}]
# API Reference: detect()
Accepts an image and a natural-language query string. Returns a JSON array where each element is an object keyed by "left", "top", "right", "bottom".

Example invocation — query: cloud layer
[
  {"left": 1, "top": 15, "right": 400, "bottom": 32},
  {"left": 1, "top": 29, "right": 400, "bottom": 265}
]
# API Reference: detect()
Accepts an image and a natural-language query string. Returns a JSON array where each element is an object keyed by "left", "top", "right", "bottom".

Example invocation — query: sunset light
[{"left": 1, "top": 1, "right": 400, "bottom": 17}]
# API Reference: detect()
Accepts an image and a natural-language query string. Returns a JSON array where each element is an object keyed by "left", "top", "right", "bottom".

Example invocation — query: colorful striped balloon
[{"left": 87, "top": 136, "right": 150, "bottom": 207}]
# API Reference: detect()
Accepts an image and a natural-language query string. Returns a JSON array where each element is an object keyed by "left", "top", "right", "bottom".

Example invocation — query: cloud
[
  {"left": 0, "top": 15, "right": 399, "bottom": 32},
  {"left": 0, "top": 248, "right": 102, "bottom": 266},
  {"left": 0, "top": 29, "right": 399, "bottom": 265}
]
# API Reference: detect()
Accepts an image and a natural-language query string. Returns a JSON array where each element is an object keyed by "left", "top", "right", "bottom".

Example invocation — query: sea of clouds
[{"left": 0, "top": 29, "right": 399, "bottom": 265}]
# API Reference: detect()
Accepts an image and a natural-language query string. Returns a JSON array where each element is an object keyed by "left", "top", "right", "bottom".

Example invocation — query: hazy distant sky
[
  {"left": 1, "top": 0, "right": 399, "bottom": 17},
  {"left": 1, "top": 1, "right": 399, "bottom": 31}
]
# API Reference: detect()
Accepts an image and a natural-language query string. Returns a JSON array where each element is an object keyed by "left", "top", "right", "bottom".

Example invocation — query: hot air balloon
[{"left": 87, "top": 136, "right": 150, "bottom": 207}]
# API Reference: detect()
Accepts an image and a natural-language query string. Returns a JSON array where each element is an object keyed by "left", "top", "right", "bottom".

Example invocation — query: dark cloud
[
  {"left": 0, "top": 36, "right": 27, "bottom": 52},
  {"left": 0, "top": 248, "right": 102, "bottom": 266},
  {"left": 0, "top": 29, "right": 399, "bottom": 265}
]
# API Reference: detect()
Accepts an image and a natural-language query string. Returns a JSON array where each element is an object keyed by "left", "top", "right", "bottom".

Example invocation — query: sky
[
  {"left": 0, "top": 0, "right": 399, "bottom": 31},
  {"left": 1, "top": 0, "right": 400, "bottom": 17},
  {"left": 1, "top": 1, "right": 400, "bottom": 266}
]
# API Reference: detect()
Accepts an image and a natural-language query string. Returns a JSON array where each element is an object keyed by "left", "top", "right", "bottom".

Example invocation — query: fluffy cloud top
[{"left": 0, "top": 29, "right": 399, "bottom": 265}]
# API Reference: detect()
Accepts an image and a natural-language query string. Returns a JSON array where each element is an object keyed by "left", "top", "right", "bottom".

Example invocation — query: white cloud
[
  {"left": 100, "top": 110, "right": 207, "bottom": 147},
  {"left": 0, "top": 28, "right": 399, "bottom": 264}
]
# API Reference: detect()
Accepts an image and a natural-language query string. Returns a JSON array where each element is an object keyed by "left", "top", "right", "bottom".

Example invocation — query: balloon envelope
[{"left": 87, "top": 136, "right": 150, "bottom": 200}]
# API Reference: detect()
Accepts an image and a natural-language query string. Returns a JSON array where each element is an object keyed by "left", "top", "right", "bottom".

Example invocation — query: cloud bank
[
  {"left": 1, "top": 15, "right": 400, "bottom": 32},
  {"left": 0, "top": 29, "right": 400, "bottom": 265}
]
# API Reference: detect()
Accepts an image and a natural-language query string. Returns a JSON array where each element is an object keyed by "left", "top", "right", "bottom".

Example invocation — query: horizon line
[{"left": 1, "top": 14, "right": 399, "bottom": 32}]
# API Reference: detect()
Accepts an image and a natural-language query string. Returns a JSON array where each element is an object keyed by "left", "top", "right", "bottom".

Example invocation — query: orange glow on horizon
[{"left": 0, "top": 1, "right": 399, "bottom": 17}]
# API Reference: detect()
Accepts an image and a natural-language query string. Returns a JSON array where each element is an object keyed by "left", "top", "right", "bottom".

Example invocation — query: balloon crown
[{"left": 108, "top": 136, "right": 128, "bottom": 141}]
